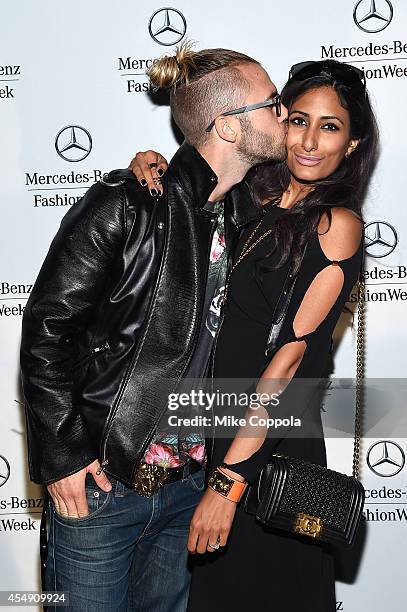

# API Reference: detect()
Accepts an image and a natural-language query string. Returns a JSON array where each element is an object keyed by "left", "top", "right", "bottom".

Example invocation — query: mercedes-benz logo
[
  {"left": 367, "top": 440, "right": 405, "bottom": 477},
  {"left": 364, "top": 221, "right": 398, "bottom": 258},
  {"left": 0, "top": 455, "right": 10, "bottom": 488},
  {"left": 55, "top": 125, "right": 92, "bottom": 162},
  {"left": 149, "top": 8, "right": 187, "bottom": 46},
  {"left": 353, "top": 0, "right": 393, "bottom": 33}
]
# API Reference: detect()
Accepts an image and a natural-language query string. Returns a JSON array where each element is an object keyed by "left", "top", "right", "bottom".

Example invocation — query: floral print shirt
[{"left": 143, "top": 201, "right": 227, "bottom": 468}]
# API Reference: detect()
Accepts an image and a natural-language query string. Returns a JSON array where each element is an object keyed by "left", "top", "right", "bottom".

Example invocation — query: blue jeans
[{"left": 45, "top": 469, "right": 205, "bottom": 612}]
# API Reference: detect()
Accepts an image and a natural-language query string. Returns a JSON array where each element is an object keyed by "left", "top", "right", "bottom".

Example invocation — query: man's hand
[
  {"left": 46, "top": 459, "right": 112, "bottom": 519},
  {"left": 128, "top": 150, "right": 168, "bottom": 196},
  {"left": 187, "top": 487, "right": 237, "bottom": 554}
]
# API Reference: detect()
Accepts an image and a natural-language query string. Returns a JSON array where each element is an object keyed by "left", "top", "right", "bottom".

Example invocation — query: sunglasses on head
[{"left": 289, "top": 60, "right": 366, "bottom": 92}]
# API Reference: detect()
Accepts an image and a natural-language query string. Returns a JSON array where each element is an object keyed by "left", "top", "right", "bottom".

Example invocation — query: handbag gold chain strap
[{"left": 353, "top": 270, "right": 365, "bottom": 480}]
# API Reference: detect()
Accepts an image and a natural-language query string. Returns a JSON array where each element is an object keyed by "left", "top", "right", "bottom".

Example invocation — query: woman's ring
[
  {"left": 149, "top": 163, "right": 158, "bottom": 168},
  {"left": 208, "top": 537, "right": 221, "bottom": 550}
]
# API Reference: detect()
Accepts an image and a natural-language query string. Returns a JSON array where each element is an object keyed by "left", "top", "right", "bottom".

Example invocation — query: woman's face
[{"left": 285, "top": 85, "right": 359, "bottom": 182}]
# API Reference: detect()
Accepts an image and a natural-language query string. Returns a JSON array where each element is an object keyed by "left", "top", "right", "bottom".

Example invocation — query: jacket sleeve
[{"left": 20, "top": 180, "right": 126, "bottom": 484}]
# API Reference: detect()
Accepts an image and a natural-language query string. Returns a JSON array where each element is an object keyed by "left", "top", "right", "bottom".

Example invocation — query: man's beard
[{"left": 236, "top": 116, "right": 287, "bottom": 166}]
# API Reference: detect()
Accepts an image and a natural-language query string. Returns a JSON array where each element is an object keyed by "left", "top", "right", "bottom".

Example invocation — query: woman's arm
[
  {"left": 186, "top": 343, "right": 306, "bottom": 555},
  {"left": 220, "top": 342, "right": 307, "bottom": 482}
]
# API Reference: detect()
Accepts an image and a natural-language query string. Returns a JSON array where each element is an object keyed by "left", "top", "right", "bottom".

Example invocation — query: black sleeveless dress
[{"left": 187, "top": 202, "right": 363, "bottom": 612}]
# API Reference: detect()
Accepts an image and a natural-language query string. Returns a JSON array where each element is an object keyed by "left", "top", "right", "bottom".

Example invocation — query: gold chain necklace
[{"left": 223, "top": 214, "right": 275, "bottom": 304}]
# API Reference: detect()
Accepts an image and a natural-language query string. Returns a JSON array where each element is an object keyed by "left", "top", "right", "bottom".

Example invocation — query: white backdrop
[{"left": 0, "top": 1, "right": 406, "bottom": 610}]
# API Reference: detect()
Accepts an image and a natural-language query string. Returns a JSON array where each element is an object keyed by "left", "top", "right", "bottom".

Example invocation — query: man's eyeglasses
[
  {"left": 289, "top": 60, "right": 366, "bottom": 91},
  {"left": 205, "top": 94, "right": 282, "bottom": 133}
]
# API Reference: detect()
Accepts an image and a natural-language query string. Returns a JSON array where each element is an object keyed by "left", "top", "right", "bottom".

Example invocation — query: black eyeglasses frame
[{"left": 205, "top": 94, "right": 282, "bottom": 133}]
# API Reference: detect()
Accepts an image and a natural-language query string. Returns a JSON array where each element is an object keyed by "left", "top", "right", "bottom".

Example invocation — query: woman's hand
[
  {"left": 187, "top": 487, "right": 237, "bottom": 554},
  {"left": 128, "top": 150, "right": 168, "bottom": 196}
]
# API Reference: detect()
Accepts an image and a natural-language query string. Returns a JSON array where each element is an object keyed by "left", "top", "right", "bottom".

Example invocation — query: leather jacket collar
[
  {"left": 168, "top": 142, "right": 218, "bottom": 211},
  {"left": 168, "top": 142, "right": 261, "bottom": 227}
]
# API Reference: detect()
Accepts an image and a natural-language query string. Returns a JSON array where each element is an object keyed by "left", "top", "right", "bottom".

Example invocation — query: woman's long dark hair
[{"left": 249, "top": 65, "right": 379, "bottom": 274}]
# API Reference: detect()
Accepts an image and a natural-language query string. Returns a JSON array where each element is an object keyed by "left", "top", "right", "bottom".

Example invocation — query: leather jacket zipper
[
  {"left": 100, "top": 198, "right": 168, "bottom": 468},
  {"left": 71, "top": 340, "right": 110, "bottom": 371},
  {"left": 178, "top": 213, "right": 218, "bottom": 378},
  {"left": 101, "top": 206, "right": 218, "bottom": 478},
  {"left": 128, "top": 212, "right": 219, "bottom": 476}
]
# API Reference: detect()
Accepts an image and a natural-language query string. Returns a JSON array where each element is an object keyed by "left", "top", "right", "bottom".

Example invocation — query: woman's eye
[
  {"left": 322, "top": 123, "right": 340, "bottom": 131},
  {"left": 289, "top": 116, "right": 306, "bottom": 126}
]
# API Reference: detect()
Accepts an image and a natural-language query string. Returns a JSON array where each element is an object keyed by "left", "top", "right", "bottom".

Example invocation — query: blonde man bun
[
  {"left": 147, "top": 40, "right": 196, "bottom": 90},
  {"left": 147, "top": 44, "right": 259, "bottom": 146}
]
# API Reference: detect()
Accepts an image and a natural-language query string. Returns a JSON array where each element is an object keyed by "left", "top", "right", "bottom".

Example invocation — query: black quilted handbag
[
  {"left": 243, "top": 454, "right": 365, "bottom": 546},
  {"left": 242, "top": 242, "right": 366, "bottom": 547}
]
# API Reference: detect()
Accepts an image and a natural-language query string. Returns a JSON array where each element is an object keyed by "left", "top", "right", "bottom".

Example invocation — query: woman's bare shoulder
[{"left": 317, "top": 206, "right": 363, "bottom": 260}]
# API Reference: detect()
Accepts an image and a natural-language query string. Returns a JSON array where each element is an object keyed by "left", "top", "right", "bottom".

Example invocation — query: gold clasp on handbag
[
  {"left": 133, "top": 463, "right": 169, "bottom": 498},
  {"left": 295, "top": 513, "right": 323, "bottom": 538}
]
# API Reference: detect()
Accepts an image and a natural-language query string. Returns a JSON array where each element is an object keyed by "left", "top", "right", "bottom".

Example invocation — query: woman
[{"left": 132, "top": 59, "right": 378, "bottom": 611}]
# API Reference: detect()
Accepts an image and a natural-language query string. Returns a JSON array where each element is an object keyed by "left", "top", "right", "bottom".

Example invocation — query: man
[{"left": 20, "top": 43, "right": 287, "bottom": 611}]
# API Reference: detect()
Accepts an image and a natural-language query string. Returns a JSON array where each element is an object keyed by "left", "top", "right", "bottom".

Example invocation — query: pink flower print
[
  {"left": 188, "top": 444, "right": 206, "bottom": 464},
  {"left": 210, "top": 233, "right": 225, "bottom": 263},
  {"left": 144, "top": 443, "right": 182, "bottom": 468}
]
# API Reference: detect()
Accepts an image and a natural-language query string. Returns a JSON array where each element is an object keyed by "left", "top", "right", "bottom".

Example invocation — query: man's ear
[
  {"left": 214, "top": 116, "right": 239, "bottom": 143},
  {"left": 346, "top": 138, "right": 360, "bottom": 157}
]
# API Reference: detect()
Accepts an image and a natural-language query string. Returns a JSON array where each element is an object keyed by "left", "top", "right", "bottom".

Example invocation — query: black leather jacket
[{"left": 20, "top": 143, "right": 260, "bottom": 487}]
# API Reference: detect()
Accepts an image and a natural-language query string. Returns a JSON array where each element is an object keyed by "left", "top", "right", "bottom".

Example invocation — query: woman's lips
[{"left": 294, "top": 153, "right": 323, "bottom": 167}]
